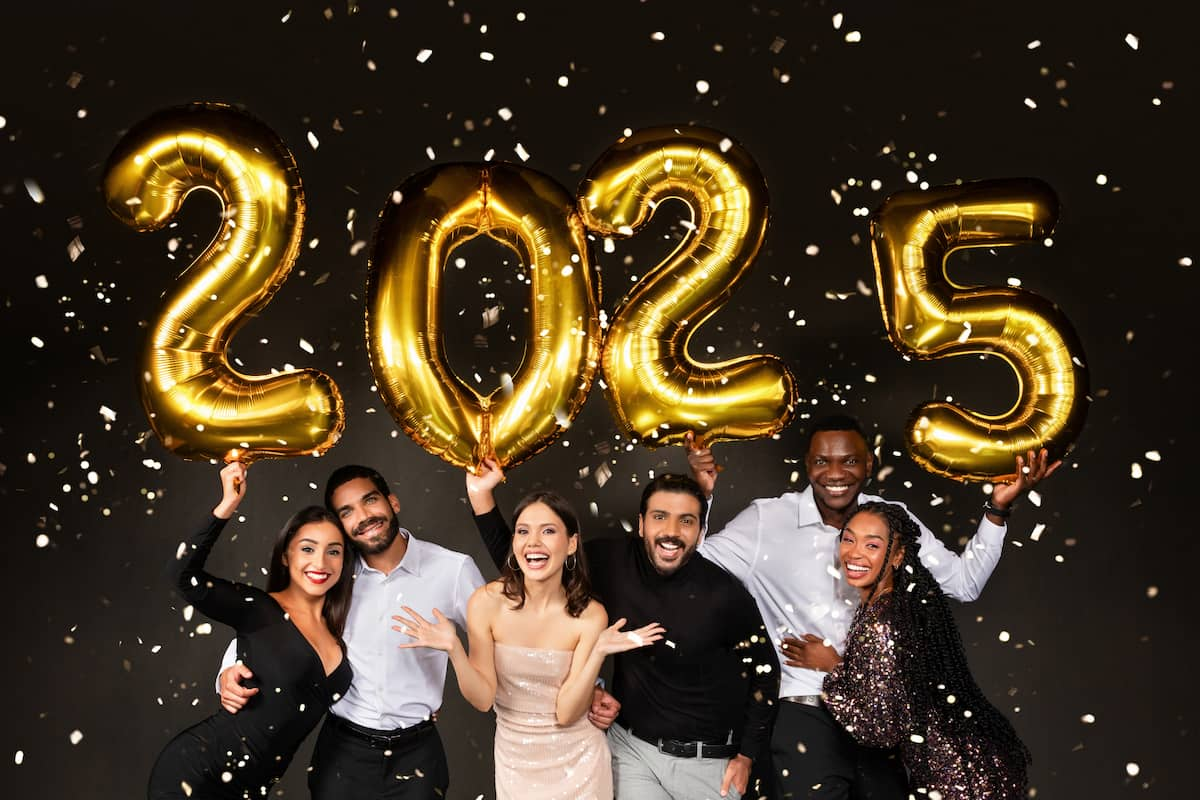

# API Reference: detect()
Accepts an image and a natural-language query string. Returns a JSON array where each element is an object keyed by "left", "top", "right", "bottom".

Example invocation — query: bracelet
[{"left": 983, "top": 500, "right": 1012, "bottom": 519}]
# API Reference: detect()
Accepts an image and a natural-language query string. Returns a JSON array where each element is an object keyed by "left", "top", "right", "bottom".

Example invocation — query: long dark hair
[
  {"left": 500, "top": 491, "right": 595, "bottom": 617},
  {"left": 854, "top": 501, "right": 1031, "bottom": 775},
  {"left": 266, "top": 506, "right": 353, "bottom": 642}
]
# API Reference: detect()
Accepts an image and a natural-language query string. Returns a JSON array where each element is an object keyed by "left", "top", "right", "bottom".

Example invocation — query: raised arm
[
  {"left": 915, "top": 448, "right": 1060, "bottom": 602},
  {"left": 467, "top": 458, "right": 510, "bottom": 571},
  {"left": 173, "top": 462, "right": 255, "bottom": 623},
  {"left": 555, "top": 607, "right": 664, "bottom": 726}
]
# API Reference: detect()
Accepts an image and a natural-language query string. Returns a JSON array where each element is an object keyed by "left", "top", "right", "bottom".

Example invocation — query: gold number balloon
[
  {"left": 102, "top": 102, "right": 345, "bottom": 463},
  {"left": 367, "top": 163, "right": 600, "bottom": 470},
  {"left": 578, "top": 127, "right": 797, "bottom": 447},
  {"left": 870, "top": 178, "right": 1089, "bottom": 481}
]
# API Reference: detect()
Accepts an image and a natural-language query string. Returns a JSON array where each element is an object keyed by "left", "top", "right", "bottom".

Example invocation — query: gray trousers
[{"left": 608, "top": 722, "right": 743, "bottom": 800}]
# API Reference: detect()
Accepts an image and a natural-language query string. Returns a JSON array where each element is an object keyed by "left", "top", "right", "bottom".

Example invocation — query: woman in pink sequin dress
[
  {"left": 394, "top": 481, "right": 662, "bottom": 800},
  {"left": 823, "top": 501, "right": 1030, "bottom": 800}
]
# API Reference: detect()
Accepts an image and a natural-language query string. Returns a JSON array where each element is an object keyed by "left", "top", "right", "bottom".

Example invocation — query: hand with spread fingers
[
  {"left": 594, "top": 618, "right": 666, "bottom": 656},
  {"left": 392, "top": 606, "right": 460, "bottom": 653}
]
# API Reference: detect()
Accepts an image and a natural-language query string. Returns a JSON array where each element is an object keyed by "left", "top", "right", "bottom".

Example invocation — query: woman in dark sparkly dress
[
  {"left": 823, "top": 501, "right": 1030, "bottom": 799},
  {"left": 147, "top": 462, "right": 353, "bottom": 799}
]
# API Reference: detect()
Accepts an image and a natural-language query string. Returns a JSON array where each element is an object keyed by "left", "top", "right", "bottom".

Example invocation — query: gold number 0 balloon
[
  {"left": 870, "top": 178, "right": 1089, "bottom": 481},
  {"left": 578, "top": 127, "right": 797, "bottom": 447},
  {"left": 102, "top": 103, "right": 345, "bottom": 463},
  {"left": 367, "top": 164, "right": 600, "bottom": 470}
]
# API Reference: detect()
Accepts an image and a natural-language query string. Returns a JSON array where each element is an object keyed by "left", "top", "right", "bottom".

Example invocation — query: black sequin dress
[
  {"left": 823, "top": 593, "right": 1027, "bottom": 800},
  {"left": 147, "top": 515, "right": 353, "bottom": 799}
]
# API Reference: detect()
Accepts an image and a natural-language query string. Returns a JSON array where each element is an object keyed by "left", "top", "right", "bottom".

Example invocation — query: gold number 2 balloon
[
  {"left": 578, "top": 127, "right": 797, "bottom": 447},
  {"left": 102, "top": 102, "right": 345, "bottom": 463},
  {"left": 367, "top": 163, "right": 600, "bottom": 470},
  {"left": 870, "top": 178, "right": 1089, "bottom": 481}
]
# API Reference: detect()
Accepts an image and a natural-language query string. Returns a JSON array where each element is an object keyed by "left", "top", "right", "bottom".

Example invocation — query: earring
[
  {"left": 506, "top": 552, "right": 521, "bottom": 572},
  {"left": 565, "top": 553, "right": 577, "bottom": 572}
]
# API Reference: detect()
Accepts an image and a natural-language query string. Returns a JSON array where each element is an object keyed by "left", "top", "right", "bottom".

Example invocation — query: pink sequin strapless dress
[{"left": 492, "top": 642, "right": 613, "bottom": 800}]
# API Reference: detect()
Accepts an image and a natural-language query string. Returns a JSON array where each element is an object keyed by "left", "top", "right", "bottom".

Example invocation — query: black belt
[
  {"left": 629, "top": 727, "right": 740, "bottom": 759},
  {"left": 330, "top": 716, "right": 435, "bottom": 749}
]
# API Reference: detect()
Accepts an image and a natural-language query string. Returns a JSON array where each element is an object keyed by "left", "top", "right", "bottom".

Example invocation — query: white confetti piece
[
  {"left": 498, "top": 107, "right": 513, "bottom": 121},
  {"left": 696, "top": 79, "right": 710, "bottom": 94},
  {"left": 299, "top": 338, "right": 314, "bottom": 354},
  {"left": 307, "top": 131, "right": 319, "bottom": 150},
  {"left": 514, "top": 143, "right": 531, "bottom": 161},
  {"left": 1024, "top": 97, "right": 1037, "bottom": 109},
  {"left": 480, "top": 51, "right": 495, "bottom": 62},
  {"left": 1030, "top": 523, "right": 1045, "bottom": 542},
  {"left": 832, "top": 13, "right": 843, "bottom": 29},
  {"left": 1095, "top": 173, "right": 1108, "bottom": 185},
  {"left": 651, "top": 31, "right": 665, "bottom": 41},
  {"left": 99, "top": 405, "right": 117, "bottom": 422},
  {"left": 1146, "top": 586, "right": 1158, "bottom": 598},
  {"left": 31, "top": 336, "right": 44, "bottom": 349},
  {"left": 69, "top": 730, "right": 83, "bottom": 745},
  {"left": 1027, "top": 40, "right": 1041, "bottom": 49},
  {"left": 845, "top": 31, "right": 862, "bottom": 43},
  {"left": 35, "top": 534, "right": 49, "bottom": 548},
  {"left": 1130, "top": 462, "right": 1143, "bottom": 479},
  {"left": 35, "top": 274, "right": 48, "bottom": 288},
  {"left": 1125, "top": 33, "right": 1139, "bottom": 50},
  {"left": 998, "top": 630, "right": 1011, "bottom": 642},
  {"left": 1126, "top": 762, "right": 1140, "bottom": 776},
  {"left": 1144, "top": 450, "right": 1161, "bottom": 461},
  {"left": 14, "top": 750, "right": 23, "bottom": 765},
  {"left": 24, "top": 179, "right": 45, "bottom": 203},
  {"left": 416, "top": 49, "right": 432, "bottom": 63},
  {"left": 1080, "top": 713, "right": 1095, "bottom": 723}
]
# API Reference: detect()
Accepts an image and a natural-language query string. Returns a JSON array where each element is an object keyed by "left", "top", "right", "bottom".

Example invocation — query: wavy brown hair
[{"left": 499, "top": 491, "right": 595, "bottom": 617}]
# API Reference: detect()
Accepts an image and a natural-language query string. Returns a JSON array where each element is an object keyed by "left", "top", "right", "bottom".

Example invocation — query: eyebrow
[{"left": 298, "top": 537, "right": 342, "bottom": 546}]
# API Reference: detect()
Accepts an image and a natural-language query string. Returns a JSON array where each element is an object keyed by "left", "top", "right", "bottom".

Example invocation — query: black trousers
[
  {"left": 769, "top": 702, "right": 908, "bottom": 799},
  {"left": 308, "top": 717, "right": 449, "bottom": 800}
]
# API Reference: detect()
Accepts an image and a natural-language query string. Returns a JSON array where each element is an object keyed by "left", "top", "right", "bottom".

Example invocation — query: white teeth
[
  {"left": 846, "top": 564, "right": 868, "bottom": 573},
  {"left": 659, "top": 542, "right": 680, "bottom": 551}
]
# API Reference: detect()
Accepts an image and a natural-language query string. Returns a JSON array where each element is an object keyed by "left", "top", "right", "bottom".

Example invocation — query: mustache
[{"left": 353, "top": 515, "right": 390, "bottom": 536}]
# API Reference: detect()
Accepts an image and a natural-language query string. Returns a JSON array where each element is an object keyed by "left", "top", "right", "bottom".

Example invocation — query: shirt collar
[{"left": 795, "top": 485, "right": 872, "bottom": 530}]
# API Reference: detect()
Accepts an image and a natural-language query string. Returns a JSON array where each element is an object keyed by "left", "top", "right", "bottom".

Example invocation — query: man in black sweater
[{"left": 467, "top": 460, "right": 779, "bottom": 800}]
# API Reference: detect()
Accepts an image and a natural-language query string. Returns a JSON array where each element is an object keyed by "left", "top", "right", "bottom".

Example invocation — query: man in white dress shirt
[
  {"left": 217, "top": 464, "right": 486, "bottom": 799},
  {"left": 686, "top": 415, "right": 1058, "bottom": 799}
]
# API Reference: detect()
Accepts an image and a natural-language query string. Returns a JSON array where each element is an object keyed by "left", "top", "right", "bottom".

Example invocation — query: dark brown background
[{"left": 2, "top": 1, "right": 1193, "bottom": 797}]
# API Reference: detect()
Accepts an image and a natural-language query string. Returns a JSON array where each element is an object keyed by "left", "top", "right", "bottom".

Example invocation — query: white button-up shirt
[
  {"left": 699, "top": 487, "right": 1007, "bottom": 697},
  {"left": 221, "top": 529, "right": 484, "bottom": 730}
]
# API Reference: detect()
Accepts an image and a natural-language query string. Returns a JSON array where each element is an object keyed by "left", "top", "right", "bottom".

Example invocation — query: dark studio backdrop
[{"left": 1, "top": 1, "right": 1194, "bottom": 797}]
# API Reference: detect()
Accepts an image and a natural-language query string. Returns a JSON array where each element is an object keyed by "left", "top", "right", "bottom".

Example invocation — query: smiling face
[
  {"left": 839, "top": 509, "right": 903, "bottom": 601},
  {"left": 329, "top": 476, "right": 401, "bottom": 556},
  {"left": 281, "top": 520, "right": 346, "bottom": 598},
  {"left": 806, "top": 429, "right": 874, "bottom": 528},
  {"left": 638, "top": 490, "right": 703, "bottom": 576},
  {"left": 512, "top": 501, "right": 578, "bottom": 582}
]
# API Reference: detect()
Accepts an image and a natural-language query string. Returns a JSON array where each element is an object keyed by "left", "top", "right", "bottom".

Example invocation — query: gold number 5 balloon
[
  {"left": 578, "top": 127, "right": 797, "bottom": 447},
  {"left": 102, "top": 103, "right": 345, "bottom": 463},
  {"left": 870, "top": 178, "right": 1089, "bottom": 481},
  {"left": 367, "top": 164, "right": 599, "bottom": 470}
]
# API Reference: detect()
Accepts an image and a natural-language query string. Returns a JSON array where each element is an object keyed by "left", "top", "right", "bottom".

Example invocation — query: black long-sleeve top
[{"left": 475, "top": 507, "right": 779, "bottom": 761}]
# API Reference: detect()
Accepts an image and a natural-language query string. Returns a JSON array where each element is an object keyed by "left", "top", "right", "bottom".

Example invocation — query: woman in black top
[{"left": 148, "top": 462, "right": 353, "bottom": 799}]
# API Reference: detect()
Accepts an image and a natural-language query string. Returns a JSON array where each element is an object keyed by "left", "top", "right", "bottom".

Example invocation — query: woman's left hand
[
  {"left": 594, "top": 618, "right": 666, "bottom": 656},
  {"left": 392, "top": 607, "right": 459, "bottom": 652}
]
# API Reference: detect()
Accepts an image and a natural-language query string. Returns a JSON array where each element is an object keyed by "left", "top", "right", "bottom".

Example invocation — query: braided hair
[{"left": 854, "top": 501, "right": 1031, "bottom": 773}]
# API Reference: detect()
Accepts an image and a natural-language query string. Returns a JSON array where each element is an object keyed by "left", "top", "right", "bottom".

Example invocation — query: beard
[{"left": 350, "top": 513, "right": 401, "bottom": 555}]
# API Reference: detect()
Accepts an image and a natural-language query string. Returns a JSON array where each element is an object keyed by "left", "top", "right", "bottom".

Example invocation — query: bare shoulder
[
  {"left": 577, "top": 598, "right": 609, "bottom": 633},
  {"left": 470, "top": 581, "right": 505, "bottom": 611}
]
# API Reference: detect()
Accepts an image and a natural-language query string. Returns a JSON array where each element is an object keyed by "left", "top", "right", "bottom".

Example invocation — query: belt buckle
[
  {"left": 369, "top": 732, "right": 393, "bottom": 749},
  {"left": 694, "top": 741, "right": 705, "bottom": 758}
]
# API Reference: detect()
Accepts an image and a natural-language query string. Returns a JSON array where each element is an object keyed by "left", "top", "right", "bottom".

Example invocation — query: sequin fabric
[
  {"left": 823, "top": 594, "right": 1028, "bottom": 799},
  {"left": 492, "top": 642, "right": 613, "bottom": 800}
]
